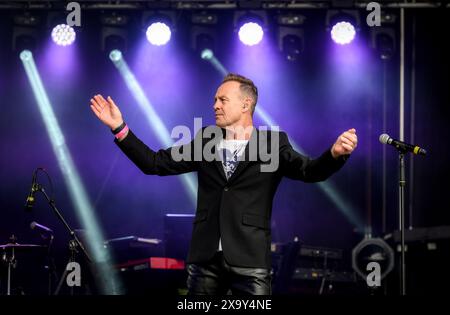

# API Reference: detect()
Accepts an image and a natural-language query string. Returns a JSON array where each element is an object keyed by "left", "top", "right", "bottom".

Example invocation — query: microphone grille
[
  {"left": 379, "top": 133, "right": 390, "bottom": 144},
  {"left": 30, "top": 221, "right": 37, "bottom": 230}
]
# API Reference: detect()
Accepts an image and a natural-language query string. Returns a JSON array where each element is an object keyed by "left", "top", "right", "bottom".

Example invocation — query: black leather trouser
[{"left": 186, "top": 251, "right": 271, "bottom": 295}]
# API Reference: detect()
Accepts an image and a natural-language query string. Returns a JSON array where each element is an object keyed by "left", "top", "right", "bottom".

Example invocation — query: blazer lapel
[{"left": 213, "top": 144, "right": 228, "bottom": 182}]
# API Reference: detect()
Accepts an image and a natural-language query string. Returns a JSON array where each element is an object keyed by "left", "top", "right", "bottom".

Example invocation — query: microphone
[
  {"left": 379, "top": 133, "right": 427, "bottom": 156},
  {"left": 30, "top": 221, "right": 54, "bottom": 239},
  {"left": 30, "top": 221, "right": 53, "bottom": 234},
  {"left": 24, "top": 171, "right": 39, "bottom": 211}
]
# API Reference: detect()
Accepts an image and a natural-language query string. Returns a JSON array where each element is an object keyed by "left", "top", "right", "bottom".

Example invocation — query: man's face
[{"left": 213, "top": 81, "right": 246, "bottom": 128}]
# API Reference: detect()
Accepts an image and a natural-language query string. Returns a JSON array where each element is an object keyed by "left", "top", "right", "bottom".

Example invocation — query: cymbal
[{"left": 0, "top": 243, "right": 46, "bottom": 250}]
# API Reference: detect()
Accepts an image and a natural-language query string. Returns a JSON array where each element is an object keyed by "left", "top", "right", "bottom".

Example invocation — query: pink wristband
[{"left": 115, "top": 125, "right": 129, "bottom": 140}]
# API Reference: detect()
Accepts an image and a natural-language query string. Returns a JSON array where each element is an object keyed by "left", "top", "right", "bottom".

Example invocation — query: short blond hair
[{"left": 222, "top": 73, "right": 258, "bottom": 114}]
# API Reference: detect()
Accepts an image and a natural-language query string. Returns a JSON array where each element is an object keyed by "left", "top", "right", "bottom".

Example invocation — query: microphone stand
[
  {"left": 42, "top": 231, "right": 57, "bottom": 296},
  {"left": 33, "top": 182, "right": 92, "bottom": 295},
  {"left": 382, "top": 134, "right": 425, "bottom": 295},
  {"left": 398, "top": 151, "right": 406, "bottom": 295}
]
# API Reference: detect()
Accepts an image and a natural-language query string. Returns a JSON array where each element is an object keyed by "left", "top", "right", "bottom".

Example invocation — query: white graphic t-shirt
[
  {"left": 216, "top": 139, "right": 248, "bottom": 251},
  {"left": 217, "top": 139, "right": 249, "bottom": 179}
]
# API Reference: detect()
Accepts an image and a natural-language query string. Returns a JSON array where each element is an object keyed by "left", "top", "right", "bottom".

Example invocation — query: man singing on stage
[{"left": 90, "top": 73, "right": 357, "bottom": 295}]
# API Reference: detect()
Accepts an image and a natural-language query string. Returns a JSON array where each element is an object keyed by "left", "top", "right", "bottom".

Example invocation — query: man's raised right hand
[{"left": 90, "top": 94, "right": 124, "bottom": 130}]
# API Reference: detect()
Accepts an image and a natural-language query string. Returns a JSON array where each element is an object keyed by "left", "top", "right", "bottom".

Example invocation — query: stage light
[
  {"left": 141, "top": 11, "right": 175, "bottom": 46},
  {"left": 51, "top": 24, "right": 76, "bottom": 46},
  {"left": 191, "top": 25, "right": 216, "bottom": 53},
  {"left": 191, "top": 12, "right": 217, "bottom": 53},
  {"left": 371, "top": 13, "right": 396, "bottom": 60},
  {"left": 233, "top": 11, "right": 267, "bottom": 47},
  {"left": 109, "top": 49, "right": 123, "bottom": 62},
  {"left": 101, "top": 13, "right": 129, "bottom": 53},
  {"left": 326, "top": 10, "right": 360, "bottom": 45},
  {"left": 201, "top": 49, "right": 213, "bottom": 60},
  {"left": 238, "top": 22, "right": 264, "bottom": 46},
  {"left": 146, "top": 22, "right": 171, "bottom": 46},
  {"left": 352, "top": 237, "right": 394, "bottom": 285},
  {"left": 330, "top": 21, "right": 356, "bottom": 45},
  {"left": 372, "top": 30, "right": 395, "bottom": 60},
  {"left": 12, "top": 13, "right": 40, "bottom": 52},
  {"left": 276, "top": 14, "right": 305, "bottom": 61},
  {"left": 20, "top": 50, "right": 32, "bottom": 61},
  {"left": 278, "top": 27, "right": 304, "bottom": 62}
]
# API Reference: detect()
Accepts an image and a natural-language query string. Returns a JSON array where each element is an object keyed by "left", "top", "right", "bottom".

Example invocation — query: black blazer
[{"left": 115, "top": 126, "right": 348, "bottom": 269}]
